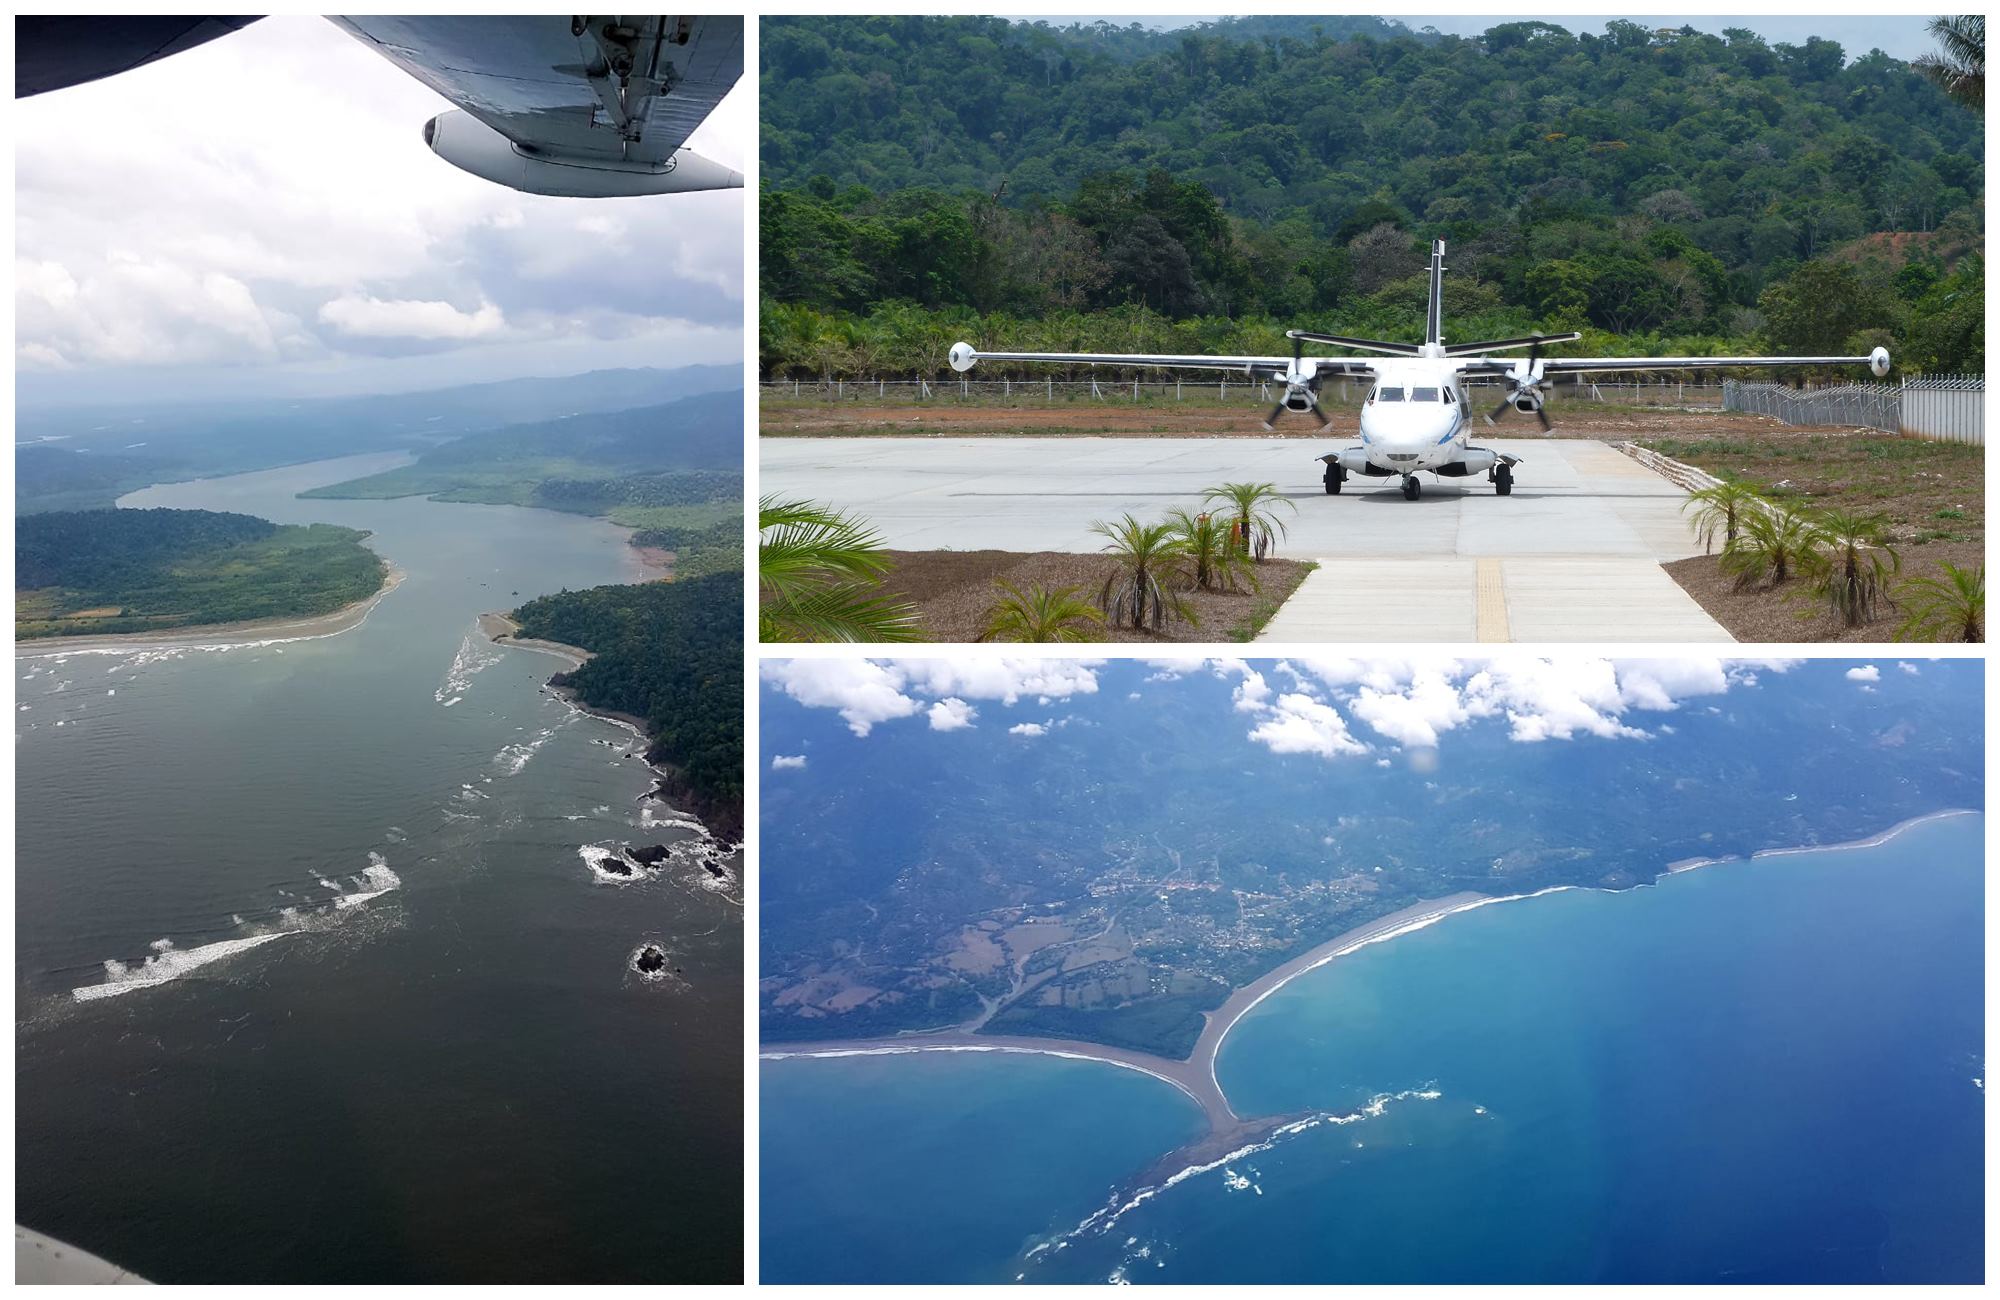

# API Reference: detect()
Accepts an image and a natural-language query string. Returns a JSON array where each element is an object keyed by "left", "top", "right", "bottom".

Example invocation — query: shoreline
[
  {"left": 15, "top": 565, "right": 406, "bottom": 658},
  {"left": 478, "top": 610, "right": 594, "bottom": 669},
  {"left": 761, "top": 808, "right": 1981, "bottom": 1253},
  {"left": 761, "top": 809, "right": 1979, "bottom": 1123},
  {"left": 481, "top": 612, "right": 744, "bottom": 844}
]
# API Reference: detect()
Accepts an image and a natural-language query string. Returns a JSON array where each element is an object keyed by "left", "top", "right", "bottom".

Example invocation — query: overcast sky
[
  {"left": 16, "top": 16, "right": 748, "bottom": 406},
  {"left": 1037, "top": 15, "right": 1940, "bottom": 62}
]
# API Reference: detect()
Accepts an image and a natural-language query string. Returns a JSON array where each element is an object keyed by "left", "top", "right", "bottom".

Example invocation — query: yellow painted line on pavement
[{"left": 1476, "top": 558, "right": 1511, "bottom": 642}]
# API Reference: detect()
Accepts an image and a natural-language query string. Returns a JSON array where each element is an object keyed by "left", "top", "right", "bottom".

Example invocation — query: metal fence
[
  {"left": 760, "top": 376, "right": 1725, "bottom": 408},
  {"left": 1723, "top": 375, "right": 1984, "bottom": 445}
]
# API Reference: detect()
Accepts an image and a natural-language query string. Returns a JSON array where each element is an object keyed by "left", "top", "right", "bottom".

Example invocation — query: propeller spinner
[{"left": 1263, "top": 335, "right": 1331, "bottom": 432}]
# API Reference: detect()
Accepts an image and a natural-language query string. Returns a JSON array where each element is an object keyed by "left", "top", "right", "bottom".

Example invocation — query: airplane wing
[
  {"left": 330, "top": 16, "right": 744, "bottom": 199},
  {"left": 1467, "top": 348, "right": 1890, "bottom": 379},
  {"left": 948, "top": 344, "right": 1376, "bottom": 379}
]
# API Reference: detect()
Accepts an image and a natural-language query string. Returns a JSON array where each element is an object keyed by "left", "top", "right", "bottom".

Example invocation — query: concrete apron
[{"left": 759, "top": 434, "right": 1733, "bottom": 643}]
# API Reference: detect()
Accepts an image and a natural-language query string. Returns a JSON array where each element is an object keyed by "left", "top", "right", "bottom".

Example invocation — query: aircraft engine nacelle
[
  {"left": 1511, "top": 387, "right": 1544, "bottom": 414},
  {"left": 423, "top": 110, "right": 744, "bottom": 198},
  {"left": 1282, "top": 382, "right": 1317, "bottom": 412}
]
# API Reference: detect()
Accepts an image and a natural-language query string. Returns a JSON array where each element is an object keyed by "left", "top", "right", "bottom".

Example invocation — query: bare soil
[
  {"left": 762, "top": 397, "right": 1775, "bottom": 441},
  {"left": 875, "top": 549, "right": 1313, "bottom": 643},
  {"left": 1662, "top": 543, "right": 1984, "bottom": 643},
  {"left": 1637, "top": 425, "right": 1983, "bottom": 547}
]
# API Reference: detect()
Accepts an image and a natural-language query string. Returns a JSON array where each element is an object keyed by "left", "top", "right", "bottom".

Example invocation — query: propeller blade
[
  {"left": 1308, "top": 398, "right": 1332, "bottom": 432},
  {"left": 1262, "top": 399, "right": 1288, "bottom": 432},
  {"left": 1488, "top": 395, "right": 1513, "bottom": 424},
  {"left": 1536, "top": 402, "right": 1553, "bottom": 432}
]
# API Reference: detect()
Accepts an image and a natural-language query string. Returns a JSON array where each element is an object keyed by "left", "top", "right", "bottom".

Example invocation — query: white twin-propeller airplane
[{"left": 949, "top": 239, "right": 1890, "bottom": 500}]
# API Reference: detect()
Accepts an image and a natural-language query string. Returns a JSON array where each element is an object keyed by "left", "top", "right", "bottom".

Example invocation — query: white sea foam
[
  {"left": 335, "top": 854, "right": 402, "bottom": 908},
  {"left": 580, "top": 843, "right": 646, "bottom": 885},
  {"left": 436, "top": 630, "right": 504, "bottom": 706},
  {"left": 73, "top": 933, "right": 291, "bottom": 1002},
  {"left": 493, "top": 724, "right": 561, "bottom": 775},
  {"left": 1025, "top": 1087, "right": 1447, "bottom": 1260}
]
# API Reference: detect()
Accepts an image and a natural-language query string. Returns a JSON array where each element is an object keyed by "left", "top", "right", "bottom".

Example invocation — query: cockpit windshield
[
  {"left": 1412, "top": 387, "right": 1441, "bottom": 402},
  {"left": 1374, "top": 387, "right": 1405, "bottom": 402}
]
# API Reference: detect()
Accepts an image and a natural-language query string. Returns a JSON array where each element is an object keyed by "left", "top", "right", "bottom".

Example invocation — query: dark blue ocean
[{"left": 761, "top": 813, "right": 1983, "bottom": 1283}]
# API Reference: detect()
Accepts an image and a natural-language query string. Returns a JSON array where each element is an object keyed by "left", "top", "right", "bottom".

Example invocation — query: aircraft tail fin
[{"left": 1426, "top": 239, "right": 1446, "bottom": 347}]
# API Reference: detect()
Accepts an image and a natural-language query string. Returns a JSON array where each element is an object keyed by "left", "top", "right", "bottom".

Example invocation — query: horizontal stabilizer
[
  {"left": 1444, "top": 332, "right": 1583, "bottom": 356},
  {"left": 1286, "top": 330, "right": 1421, "bottom": 357}
]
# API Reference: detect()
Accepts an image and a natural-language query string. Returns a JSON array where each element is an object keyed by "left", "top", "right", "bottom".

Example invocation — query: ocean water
[
  {"left": 760, "top": 813, "right": 1983, "bottom": 1284},
  {"left": 16, "top": 455, "right": 742, "bottom": 1283}
]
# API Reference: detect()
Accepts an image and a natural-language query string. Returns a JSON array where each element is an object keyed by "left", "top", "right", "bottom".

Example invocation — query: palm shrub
[
  {"left": 1798, "top": 509, "right": 1899, "bottom": 628},
  {"left": 1720, "top": 508, "right": 1813, "bottom": 590},
  {"left": 758, "top": 496, "right": 921, "bottom": 642},
  {"left": 1203, "top": 481, "right": 1294, "bottom": 562},
  {"left": 1165, "top": 508, "right": 1258, "bottom": 593},
  {"left": 1089, "top": 513, "right": 1196, "bottom": 631},
  {"left": 1895, "top": 562, "right": 1983, "bottom": 643},
  {"left": 1683, "top": 479, "right": 1765, "bottom": 554},
  {"left": 978, "top": 581, "right": 1106, "bottom": 642}
]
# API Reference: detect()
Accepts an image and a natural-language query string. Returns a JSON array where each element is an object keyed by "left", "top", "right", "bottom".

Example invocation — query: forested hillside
[
  {"left": 306, "top": 388, "right": 745, "bottom": 575},
  {"left": 17, "top": 508, "right": 386, "bottom": 638},
  {"left": 762, "top": 18, "right": 1983, "bottom": 376},
  {"left": 513, "top": 571, "right": 744, "bottom": 838}
]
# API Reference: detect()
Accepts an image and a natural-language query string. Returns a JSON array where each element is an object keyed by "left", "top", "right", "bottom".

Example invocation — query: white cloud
[
  {"left": 1008, "top": 723, "right": 1048, "bottom": 737},
  {"left": 928, "top": 698, "right": 977, "bottom": 731},
  {"left": 1846, "top": 665, "right": 1881, "bottom": 683},
  {"left": 14, "top": 15, "right": 746, "bottom": 396},
  {"left": 1246, "top": 692, "right": 1369, "bottom": 758},
  {"left": 1898, "top": 662, "right": 1920, "bottom": 675},
  {"left": 770, "top": 754, "right": 807, "bottom": 770},
  {"left": 318, "top": 294, "right": 505, "bottom": 340},
  {"left": 759, "top": 660, "right": 921, "bottom": 737},
  {"left": 899, "top": 659, "right": 1102, "bottom": 705}
]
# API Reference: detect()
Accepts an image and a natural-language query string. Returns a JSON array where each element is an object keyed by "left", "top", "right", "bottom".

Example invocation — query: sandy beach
[
  {"left": 15, "top": 566, "right": 406, "bottom": 658},
  {"left": 478, "top": 610, "right": 594, "bottom": 669}
]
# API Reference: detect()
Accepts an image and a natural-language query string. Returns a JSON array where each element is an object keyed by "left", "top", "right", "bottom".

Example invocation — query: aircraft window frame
[
  {"left": 1442, "top": 387, "right": 1455, "bottom": 404},
  {"left": 1412, "top": 386, "right": 1442, "bottom": 402},
  {"left": 1375, "top": 386, "right": 1406, "bottom": 402}
]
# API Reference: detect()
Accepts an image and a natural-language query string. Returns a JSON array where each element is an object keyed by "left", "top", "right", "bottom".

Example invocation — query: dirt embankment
[
  {"left": 874, "top": 550, "right": 1313, "bottom": 644},
  {"left": 1641, "top": 424, "right": 1982, "bottom": 643}
]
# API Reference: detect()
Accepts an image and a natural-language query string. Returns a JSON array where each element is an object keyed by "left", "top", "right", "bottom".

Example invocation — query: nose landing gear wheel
[
  {"left": 1494, "top": 462, "right": 1513, "bottom": 496},
  {"left": 1323, "top": 463, "right": 1345, "bottom": 495},
  {"left": 1401, "top": 475, "right": 1421, "bottom": 501}
]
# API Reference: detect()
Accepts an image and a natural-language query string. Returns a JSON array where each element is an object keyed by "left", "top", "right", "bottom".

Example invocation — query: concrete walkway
[{"left": 760, "top": 435, "right": 1732, "bottom": 643}]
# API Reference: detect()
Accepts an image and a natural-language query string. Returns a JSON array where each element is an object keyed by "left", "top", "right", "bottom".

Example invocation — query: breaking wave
[
  {"left": 72, "top": 933, "right": 291, "bottom": 1002},
  {"left": 435, "top": 630, "right": 504, "bottom": 706}
]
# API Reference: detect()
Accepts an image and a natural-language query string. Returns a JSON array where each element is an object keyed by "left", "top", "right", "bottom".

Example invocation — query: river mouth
[{"left": 17, "top": 455, "right": 742, "bottom": 1283}]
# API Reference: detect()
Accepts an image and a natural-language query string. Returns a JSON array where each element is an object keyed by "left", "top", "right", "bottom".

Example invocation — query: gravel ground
[
  {"left": 1662, "top": 543, "right": 1984, "bottom": 643},
  {"left": 872, "top": 550, "right": 1314, "bottom": 643}
]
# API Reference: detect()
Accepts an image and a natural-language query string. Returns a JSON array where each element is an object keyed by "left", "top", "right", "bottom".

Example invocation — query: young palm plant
[
  {"left": 1719, "top": 507, "right": 1813, "bottom": 591},
  {"left": 978, "top": 581, "right": 1106, "bottom": 643},
  {"left": 758, "top": 496, "right": 921, "bottom": 642},
  {"left": 1895, "top": 562, "right": 1984, "bottom": 643},
  {"left": 1203, "top": 481, "right": 1295, "bottom": 562},
  {"left": 1089, "top": 513, "right": 1197, "bottom": 632},
  {"left": 1164, "top": 508, "right": 1258, "bottom": 593},
  {"left": 1798, "top": 509, "right": 1900, "bottom": 628},
  {"left": 1683, "top": 479, "right": 1765, "bottom": 554}
]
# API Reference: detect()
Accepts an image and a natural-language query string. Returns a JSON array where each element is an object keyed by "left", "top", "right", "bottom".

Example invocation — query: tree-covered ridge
[
  {"left": 766, "top": 17, "right": 1978, "bottom": 241},
  {"left": 17, "top": 508, "right": 386, "bottom": 638},
  {"left": 512, "top": 571, "right": 745, "bottom": 838},
  {"left": 762, "top": 17, "right": 1982, "bottom": 375}
]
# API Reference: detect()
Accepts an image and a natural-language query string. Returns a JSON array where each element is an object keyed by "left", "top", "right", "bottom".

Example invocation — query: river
[{"left": 16, "top": 454, "right": 742, "bottom": 1283}]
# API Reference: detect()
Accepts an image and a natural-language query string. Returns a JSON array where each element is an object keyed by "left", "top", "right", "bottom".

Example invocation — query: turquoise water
[{"left": 760, "top": 814, "right": 1983, "bottom": 1283}]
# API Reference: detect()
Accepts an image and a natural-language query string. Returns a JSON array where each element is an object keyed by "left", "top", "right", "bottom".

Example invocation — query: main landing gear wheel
[
  {"left": 1323, "top": 463, "right": 1345, "bottom": 495},
  {"left": 1401, "top": 475, "right": 1421, "bottom": 501},
  {"left": 1494, "top": 462, "right": 1513, "bottom": 496}
]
